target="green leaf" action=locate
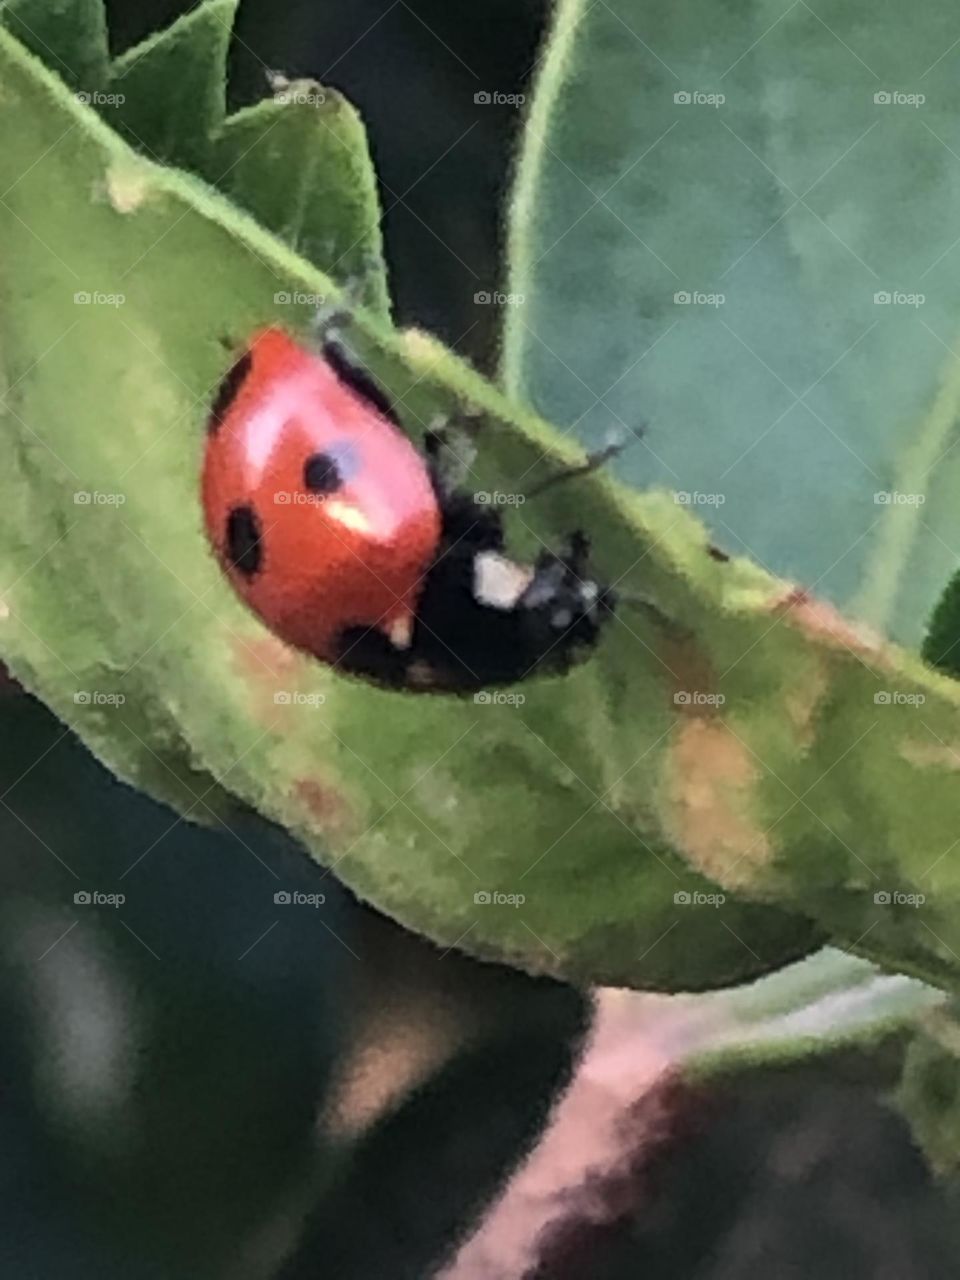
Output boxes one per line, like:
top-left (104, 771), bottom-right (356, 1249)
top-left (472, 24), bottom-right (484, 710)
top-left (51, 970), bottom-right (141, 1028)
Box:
top-left (0, 0), bottom-right (107, 91)
top-left (897, 1008), bottom-right (960, 1175)
top-left (205, 86), bottom-right (390, 319)
top-left (504, 0), bottom-right (960, 651)
top-left (107, 0), bottom-right (237, 170)
top-left (102, 5), bottom-right (388, 315)
top-left (679, 948), bottom-right (944, 1077)
top-left (923, 569), bottom-right (960, 678)
top-left (4, 17), bottom-right (960, 994)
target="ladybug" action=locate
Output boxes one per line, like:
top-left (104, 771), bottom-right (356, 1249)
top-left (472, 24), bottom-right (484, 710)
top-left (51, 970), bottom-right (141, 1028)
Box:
top-left (202, 321), bottom-right (616, 692)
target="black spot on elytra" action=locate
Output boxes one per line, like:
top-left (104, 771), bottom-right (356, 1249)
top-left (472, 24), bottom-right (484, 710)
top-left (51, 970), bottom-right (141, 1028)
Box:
top-left (323, 338), bottom-right (400, 426)
top-left (303, 451), bottom-right (343, 494)
top-left (226, 505), bottom-right (263, 576)
top-left (208, 349), bottom-right (253, 431)
top-left (707, 544), bottom-right (730, 562)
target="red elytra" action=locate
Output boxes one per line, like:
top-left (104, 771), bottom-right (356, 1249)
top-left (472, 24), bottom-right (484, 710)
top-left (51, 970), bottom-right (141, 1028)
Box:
top-left (202, 327), bottom-right (443, 662)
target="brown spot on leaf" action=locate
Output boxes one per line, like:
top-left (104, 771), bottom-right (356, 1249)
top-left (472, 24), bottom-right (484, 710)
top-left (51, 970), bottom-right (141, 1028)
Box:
top-left (663, 631), bottom-right (722, 717)
top-left (773, 588), bottom-right (884, 659)
top-left (234, 635), bottom-right (300, 681)
top-left (231, 633), bottom-right (305, 723)
top-left (294, 777), bottom-right (358, 843)
top-left (784, 663), bottom-right (829, 747)
top-left (663, 720), bottom-right (771, 887)
top-left (901, 740), bottom-right (960, 771)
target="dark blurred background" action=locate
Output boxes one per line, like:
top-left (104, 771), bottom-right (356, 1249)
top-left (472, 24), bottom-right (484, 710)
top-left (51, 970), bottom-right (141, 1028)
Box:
top-left (1, 1), bottom-right (958, 1277)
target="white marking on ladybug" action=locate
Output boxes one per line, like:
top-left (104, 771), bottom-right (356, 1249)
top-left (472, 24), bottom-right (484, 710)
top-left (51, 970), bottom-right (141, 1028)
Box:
top-left (386, 613), bottom-right (414, 650)
top-left (473, 551), bottom-right (534, 611)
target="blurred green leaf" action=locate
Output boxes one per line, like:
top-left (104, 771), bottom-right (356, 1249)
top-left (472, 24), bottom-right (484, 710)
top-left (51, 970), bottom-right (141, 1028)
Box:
top-left (504, 0), bottom-right (960, 650)
top-left (0, 0), bottom-right (107, 90)
top-left (923, 568), bottom-right (960, 678)
top-left (679, 948), bottom-right (944, 1077)
top-left (106, 0), bottom-right (237, 171)
top-left (897, 1008), bottom-right (960, 1175)
top-left (204, 86), bottom-right (390, 318)
top-left (0, 0), bottom-right (387, 309)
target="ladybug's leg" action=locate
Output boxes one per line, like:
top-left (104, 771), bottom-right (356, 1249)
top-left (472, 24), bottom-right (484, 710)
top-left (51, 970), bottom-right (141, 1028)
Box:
top-left (405, 544), bottom-right (532, 689)
top-left (513, 533), bottom-right (616, 652)
top-left (422, 423), bottom-right (478, 500)
top-left (402, 534), bottom-right (614, 691)
top-left (420, 427), bottom-right (505, 553)
top-left (306, 299), bottom-right (411, 429)
top-left (308, 280), bottom-right (367, 342)
top-left (544, 531), bottom-right (677, 633)
top-left (336, 534), bottom-right (617, 694)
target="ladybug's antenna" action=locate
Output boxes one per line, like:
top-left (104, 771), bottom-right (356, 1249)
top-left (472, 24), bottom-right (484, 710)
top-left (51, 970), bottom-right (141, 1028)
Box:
top-left (525, 424), bottom-right (645, 501)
